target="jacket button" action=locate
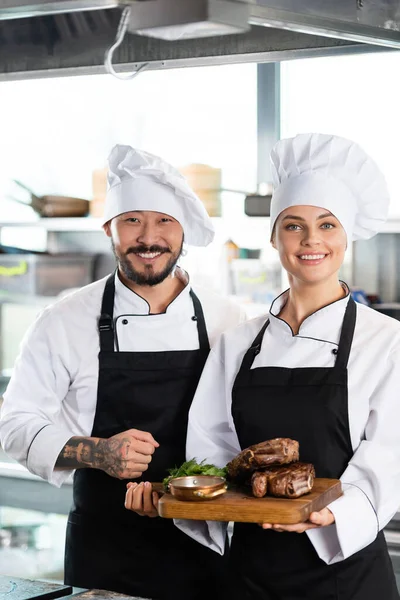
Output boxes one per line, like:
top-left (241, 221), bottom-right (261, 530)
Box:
top-left (332, 348), bottom-right (338, 355)
top-left (192, 316), bottom-right (198, 321)
top-left (122, 319), bottom-right (128, 325)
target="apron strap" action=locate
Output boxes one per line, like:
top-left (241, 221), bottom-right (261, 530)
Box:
top-left (236, 294), bottom-right (357, 373)
top-left (98, 275), bottom-right (211, 354)
top-left (98, 273), bottom-right (116, 353)
top-left (238, 319), bottom-right (270, 372)
top-left (189, 289), bottom-right (211, 353)
top-left (334, 295), bottom-right (357, 370)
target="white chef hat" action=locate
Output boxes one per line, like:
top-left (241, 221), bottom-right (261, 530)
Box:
top-left (270, 133), bottom-right (390, 241)
top-left (103, 145), bottom-right (215, 247)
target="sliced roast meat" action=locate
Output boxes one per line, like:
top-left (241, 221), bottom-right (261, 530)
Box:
top-left (262, 462), bottom-right (315, 498)
top-left (227, 438), bottom-right (299, 480)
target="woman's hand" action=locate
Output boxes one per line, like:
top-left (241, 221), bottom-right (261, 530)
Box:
top-left (125, 481), bottom-right (160, 517)
top-left (261, 507), bottom-right (334, 533)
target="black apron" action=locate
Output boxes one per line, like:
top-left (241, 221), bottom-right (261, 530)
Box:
top-left (64, 274), bottom-right (228, 600)
top-left (229, 296), bottom-right (399, 600)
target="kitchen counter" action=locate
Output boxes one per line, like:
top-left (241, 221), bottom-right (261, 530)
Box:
top-left (0, 448), bottom-right (72, 515)
top-left (67, 590), bottom-right (150, 600)
top-left (0, 577), bottom-right (150, 600)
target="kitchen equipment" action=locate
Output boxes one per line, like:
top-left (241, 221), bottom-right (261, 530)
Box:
top-left (0, 245), bottom-right (42, 255)
top-left (230, 258), bottom-right (280, 305)
top-left (0, 253), bottom-right (95, 296)
top-left (8, 180), bottom-right (89, 218)
top-left (168, 475), bottom-right (228, 501)
top-left (244, 192), bottom-right (272, 217)
top-left (127, 0), bottom-right (250, 41)
top-left (159, 478), bottom-right (342, 523)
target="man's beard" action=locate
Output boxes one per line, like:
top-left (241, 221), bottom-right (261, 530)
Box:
top-left (112, 240), bottom-right (183, 287)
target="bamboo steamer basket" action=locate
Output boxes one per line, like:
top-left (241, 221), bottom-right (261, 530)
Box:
top-left (179, 164), bottom-right (222, 217)
top-left (89, 163), bottom-right (223, 218)
top-left (91, 167), bottom-right (108, 218)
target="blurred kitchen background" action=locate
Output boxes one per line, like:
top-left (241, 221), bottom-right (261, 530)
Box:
top-left (1, 16), bottom-right (400, 586)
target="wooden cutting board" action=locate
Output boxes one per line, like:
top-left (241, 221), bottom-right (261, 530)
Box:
top-left (0, 577), bottom-right (72, 600)
top-left (158, 478), bottom-right (341, 524)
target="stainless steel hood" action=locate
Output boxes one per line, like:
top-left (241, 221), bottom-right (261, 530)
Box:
top-left (0, 0), bottom-right (399, 80)
top-left (250, 0), bottom-right (400, 47)
top-left (0, 0), bottom-right (118, 20)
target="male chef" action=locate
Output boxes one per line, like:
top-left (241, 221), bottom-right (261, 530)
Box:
top-left (0, 145), bottom-right (245, 600)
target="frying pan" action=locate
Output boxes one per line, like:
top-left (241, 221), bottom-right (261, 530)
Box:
top-left (8, 180), bottom-right (89, 218)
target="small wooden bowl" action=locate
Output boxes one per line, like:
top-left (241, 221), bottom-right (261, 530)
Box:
top-left (169, 476), bottom-right (227, 502)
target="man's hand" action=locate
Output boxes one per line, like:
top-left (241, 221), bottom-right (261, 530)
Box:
top-left (96, 429), bottom-right (159, 479)
top-left (56, 429), bottom-right (159, 479)
top-left (260, 508), bottom-right (334, 533)
top-left (125, 481), bottom-right (160, 517)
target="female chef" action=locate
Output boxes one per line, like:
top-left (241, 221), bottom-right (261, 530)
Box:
top-left (175, 133), bottom-right (400, 599)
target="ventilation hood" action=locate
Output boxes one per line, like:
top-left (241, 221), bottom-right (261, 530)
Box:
top-left (1, 0), bottom-right (399, 80)
top-left (0, 0), bottom-right (118, 20)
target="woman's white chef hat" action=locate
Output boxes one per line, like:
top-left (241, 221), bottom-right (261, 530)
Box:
top-left (103, 144), bottom-right (215, 247)
top-left (270, 133), bottom-right (390, 241)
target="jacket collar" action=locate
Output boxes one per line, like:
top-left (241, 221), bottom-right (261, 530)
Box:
top-left (114, 267), bottom-right (192, 316)
top-left (268, 283), bottom-right (351, 344)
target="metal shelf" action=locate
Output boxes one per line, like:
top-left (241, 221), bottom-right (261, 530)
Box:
top-left (0, 291), bottom-right (58, 305)
top-left (380, 220), bottom-right (400, 234)
top-left (0, 460), bottom-right (73, 514)
top-left (0, 217), bottom-right (103, 231)
top-left (1, 216), bottom-right (400, 233)
top-left (372, 303), bottom-right (400, 310)
top-left (0, 216), bottom-right (226, 232)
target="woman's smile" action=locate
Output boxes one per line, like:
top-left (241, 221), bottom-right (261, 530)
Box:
top-left (296, 252), bottom-right (329, 265)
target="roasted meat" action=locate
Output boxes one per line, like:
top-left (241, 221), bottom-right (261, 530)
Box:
top-left (251, 462), bottom-right (315, 499)
top-left (251, 471), bottom-right (269, 498)
top-left (227, 438), bottom-right (299, 480)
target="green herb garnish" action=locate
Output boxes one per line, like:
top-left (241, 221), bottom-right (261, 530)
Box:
top-left (163, 458), bottom-right (227, 491)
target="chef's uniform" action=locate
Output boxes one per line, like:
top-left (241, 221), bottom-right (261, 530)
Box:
top-left (0, 146), bottom-right (245, 600)
top-left (65, 273), bottom-right (232, 599)
top-left (177, 134), bottom-right (400, 599)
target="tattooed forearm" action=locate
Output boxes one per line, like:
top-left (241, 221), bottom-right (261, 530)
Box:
top-left (56, 437), bottom-right (103, 469)
top-left (55, 434), bottom-right (139, 479)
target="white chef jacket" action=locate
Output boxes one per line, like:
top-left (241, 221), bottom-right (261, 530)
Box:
top-left (0, 269), bottom-right (246, 488)
top-left (177, 288), bottom-right (400, 565)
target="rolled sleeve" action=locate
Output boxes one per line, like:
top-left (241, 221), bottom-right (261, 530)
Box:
top-left (26, 424), bottom-right (76, 487)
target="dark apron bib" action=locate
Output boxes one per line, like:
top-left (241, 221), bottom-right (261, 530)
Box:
top-left (229, 296), bottom-right (398, 600)
top-left (64, 274), bottom-right (228, 600)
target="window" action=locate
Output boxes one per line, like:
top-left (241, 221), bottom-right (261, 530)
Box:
top-left (0, 64), bottom-right (257, 221)
top-left (281, 51), bottom-right (400, 218)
